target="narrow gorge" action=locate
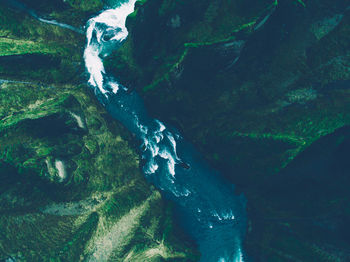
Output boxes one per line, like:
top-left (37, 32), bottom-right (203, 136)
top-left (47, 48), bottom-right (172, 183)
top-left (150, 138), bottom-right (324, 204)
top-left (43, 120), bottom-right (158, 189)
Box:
top-left (0, 0), bottom-right (349, 261)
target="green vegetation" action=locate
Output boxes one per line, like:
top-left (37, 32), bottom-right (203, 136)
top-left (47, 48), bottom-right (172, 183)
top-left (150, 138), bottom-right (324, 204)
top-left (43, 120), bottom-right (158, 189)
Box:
top-left (295, 0), bottom-right (306, 7)
top-left (0, 3), bottom-right (83, 83)
top-left (0, 1), bottom-right (197, 261)
top-left (0, 38), bottom-right (59, 56)
top-left (0, 79), bottom-right (197, 261)
top-left (1, 0), bottom-right (349, 260)
top-left (65, 0), bottom-right (103, 12)
top-left (104, 0), bottom-right (275, 92)
top-left (106, 0), bottom-right (350, 260)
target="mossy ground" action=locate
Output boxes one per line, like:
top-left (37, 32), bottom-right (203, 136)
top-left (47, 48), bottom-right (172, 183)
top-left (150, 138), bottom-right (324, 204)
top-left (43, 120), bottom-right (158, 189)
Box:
top-left (107, 0), bottom-right (350, 260)
top-left (0, 1), bottom-right (198, 261)
top-left (0, 2), bottom-right (84, 83)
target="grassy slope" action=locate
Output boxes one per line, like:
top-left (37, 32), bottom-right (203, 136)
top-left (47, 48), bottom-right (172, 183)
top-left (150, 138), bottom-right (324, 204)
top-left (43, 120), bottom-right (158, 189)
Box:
top-left (110, 0), bottom-right (350, 186)
top-left (105, 0), bottom-right (350, 260)
top-left (0, 1), bottom-right (198, 261)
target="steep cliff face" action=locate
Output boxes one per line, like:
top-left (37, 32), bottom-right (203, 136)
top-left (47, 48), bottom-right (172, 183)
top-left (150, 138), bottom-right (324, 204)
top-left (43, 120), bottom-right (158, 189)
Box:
top-left (0, 1), bottom-right (198, 261)
top-left (247, 126), bottom-right (350, 261)
top-left (105, 0), bottom-right (350, 260)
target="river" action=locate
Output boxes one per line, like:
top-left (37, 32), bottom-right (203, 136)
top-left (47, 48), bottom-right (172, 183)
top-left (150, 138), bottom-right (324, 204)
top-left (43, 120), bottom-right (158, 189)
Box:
top-left (2, 0), bottom-right (248, 261)
top-left (84, 1), bottom-right (247, 261)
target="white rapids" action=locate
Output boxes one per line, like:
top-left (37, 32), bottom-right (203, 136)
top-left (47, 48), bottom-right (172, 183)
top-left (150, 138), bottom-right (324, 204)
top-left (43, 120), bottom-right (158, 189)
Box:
top-left (83, 1), bottom-right (248, 261)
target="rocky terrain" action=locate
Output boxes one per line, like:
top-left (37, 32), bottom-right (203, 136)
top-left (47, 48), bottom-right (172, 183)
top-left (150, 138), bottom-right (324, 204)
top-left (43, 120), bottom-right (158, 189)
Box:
top-left (1, 0), bottom-right (350, 261)
top-left (0, 1), bottom-right (198, 261)
top-left (105, 0), bottom-right (350, 260)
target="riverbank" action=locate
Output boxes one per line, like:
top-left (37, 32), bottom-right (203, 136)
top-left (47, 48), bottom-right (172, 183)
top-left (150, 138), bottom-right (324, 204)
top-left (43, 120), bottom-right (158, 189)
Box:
top-left (105, 0), bottom-right (350, 260)
top-left (0, 1), bottom-right (198, 261)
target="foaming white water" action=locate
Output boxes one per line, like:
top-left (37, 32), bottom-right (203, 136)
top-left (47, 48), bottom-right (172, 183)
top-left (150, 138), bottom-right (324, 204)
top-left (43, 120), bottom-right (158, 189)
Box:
top-left (219, 249), bottom-right (244, 262)
top-left (84, 42), bottom-right (106, 91)
top-left (155, 120), bottom-right (166, 132)
top-left (212, 210), bottom-right (235, 221)
top-left (84, 0), bottom-right (136, 93)
top-left (134, 115), bottom-right (179, 177)
top-left (83, 1), bottom-right (247, 261)
top-left (83, 0), bottom-right (181, 181)
top-left (109, 82), bottom-right (120, 93)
